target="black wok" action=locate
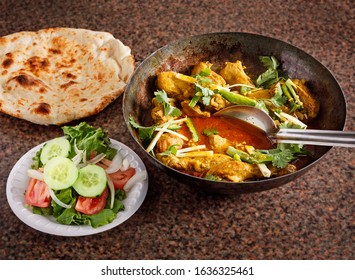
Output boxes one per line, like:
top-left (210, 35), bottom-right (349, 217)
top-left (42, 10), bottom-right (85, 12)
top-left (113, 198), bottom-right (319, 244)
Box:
top-left (123, 32), bottom-right (346, 194)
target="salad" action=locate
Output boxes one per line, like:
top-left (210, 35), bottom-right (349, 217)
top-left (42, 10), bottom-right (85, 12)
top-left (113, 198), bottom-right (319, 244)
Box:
top-left (25, 122), bottom-right (147, 228)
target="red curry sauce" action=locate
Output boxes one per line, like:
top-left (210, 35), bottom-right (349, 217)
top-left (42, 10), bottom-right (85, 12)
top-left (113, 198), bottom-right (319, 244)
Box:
top-left (179, 116), bottom-right (273, 150)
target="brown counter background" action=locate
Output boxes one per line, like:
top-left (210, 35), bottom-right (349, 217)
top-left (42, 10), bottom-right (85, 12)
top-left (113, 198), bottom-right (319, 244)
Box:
top-left (0, 0), bottom-right (353, 259)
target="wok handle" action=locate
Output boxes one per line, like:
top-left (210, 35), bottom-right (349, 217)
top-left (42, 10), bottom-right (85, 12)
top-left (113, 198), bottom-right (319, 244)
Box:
top-left (274, 129), bottom-right (355, 147)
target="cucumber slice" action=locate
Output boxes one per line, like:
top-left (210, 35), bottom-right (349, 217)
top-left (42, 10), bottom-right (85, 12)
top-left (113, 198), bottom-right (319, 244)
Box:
top-left (44, 156), bottom-right (78, 190)
top-left (73, 164), bottom-right (107, 197)
top-left (40, 138), bottom-right (71, 164)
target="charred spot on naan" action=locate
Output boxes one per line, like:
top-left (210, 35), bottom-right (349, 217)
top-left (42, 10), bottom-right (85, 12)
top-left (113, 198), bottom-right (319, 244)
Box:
top-left (30, 102), bottom-right (51, 115)
top-left (56, 58), bottom-right (77, 69)
top-left (8, 74), bottom-right (49, 93)
top-left (2, 58), bottom-right (14, 68)
top-left (25, 56), bottom-right (50, 75)
top-left (1, 53), bottom-right (14, 70)
top-left (60, 80), bottom-right (78, 90)
top-left (61, 72), bottom-right (77, 79)
top-left (49, 48), bottom-right (62, 55)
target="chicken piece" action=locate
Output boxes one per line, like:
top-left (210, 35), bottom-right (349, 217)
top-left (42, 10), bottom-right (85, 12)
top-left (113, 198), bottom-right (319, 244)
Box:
top-left (270, 164), bottom-right (297, 176)
top-left (206, 160), bottom-right (262, 182)
top-left (156, 133), bottom-right (184, 153)
top-left (292, 79), bottom-right (320, 120)
top-left (158, 153), bottom-right (232, 173)
top-left (156, 71), bottom-right (196, 101)
top-left (181, 100), bottom-right (210, 117)
top-left (247, 88), bottom-right (274, 100)
top-left (208, 134), bottom-right (230, 153)
top-left (151, 98), bottom-right (175, 124)
top-left (191, 62), bottom-right (226, 86)
top-left (207, 94), bottom-right (231, 111)
top-left (219, 61), bottom-right (255, 87)
top-left (208, 135), bottom-right (247, 153)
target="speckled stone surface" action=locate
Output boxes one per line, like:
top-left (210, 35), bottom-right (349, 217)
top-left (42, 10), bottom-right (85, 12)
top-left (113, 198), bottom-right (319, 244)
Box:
top-left (0, 0), bottom-right (353, 260)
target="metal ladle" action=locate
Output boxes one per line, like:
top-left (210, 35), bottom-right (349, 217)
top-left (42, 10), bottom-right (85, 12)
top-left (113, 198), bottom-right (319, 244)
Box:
top-left (214, 105), bottom-right (355, 147)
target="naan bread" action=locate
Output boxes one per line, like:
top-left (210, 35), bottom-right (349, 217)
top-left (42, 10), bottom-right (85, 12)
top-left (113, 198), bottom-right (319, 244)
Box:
top-left (0, 28), bottom-right (135, 125)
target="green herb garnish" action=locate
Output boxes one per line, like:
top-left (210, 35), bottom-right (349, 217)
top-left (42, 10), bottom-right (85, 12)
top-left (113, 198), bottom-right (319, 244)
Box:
top-left (203, 128), bottom-right (219, 136)
top-left (155, 90), bottom-right (182, 117)
top-left (128, 115), bottom-right (157, 145)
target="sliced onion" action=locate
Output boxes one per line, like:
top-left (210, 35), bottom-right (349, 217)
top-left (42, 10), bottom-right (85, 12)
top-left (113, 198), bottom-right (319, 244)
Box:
top-left (228, 83), bottom-right (255, 89)
top-left (77, 163), bottom-right (85, 169)
top-left (105, 152), bottom-right (123, 174)
top-left (73, 139), bottom-right (82, 155)
top-left (82, 150), bottom-right (87, 164)
top-left (27, 169), bottom-right (44, 181)
top-left (146, 120), bottom-right (172, 153)
top-left (120, 157), bottom-right (130, 171)
top-left (72, 152), bottom-right (83, 166)
top-left (176, 151), bottom-right (213, 158)
top-left (176, 145), bottom-right (206, 155)
top-left (106, 174), bottom-right (115, 209)
top-left (123, 170), bottom-right (148, 193)
top-left (88, 153), bottom-right (106, 164)
top-left (155, 128), bottom-right (188, 141)
top-left (47, 187), bottom-right (71, 209)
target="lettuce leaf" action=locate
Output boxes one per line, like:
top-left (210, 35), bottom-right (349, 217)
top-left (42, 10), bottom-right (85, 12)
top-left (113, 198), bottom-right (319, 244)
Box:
top-left (62, 122), bottom-right (117, 160)
top-left (50, 187), bottom-right (126, 228)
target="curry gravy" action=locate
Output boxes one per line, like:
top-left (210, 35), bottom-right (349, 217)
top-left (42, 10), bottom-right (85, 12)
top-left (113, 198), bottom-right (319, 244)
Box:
top-left (179, 116), bottom-right (274, 150)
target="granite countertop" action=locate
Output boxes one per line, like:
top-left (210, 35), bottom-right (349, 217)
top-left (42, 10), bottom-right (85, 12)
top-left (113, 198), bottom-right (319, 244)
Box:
top-left (0, 0), bottom-right (353, 260)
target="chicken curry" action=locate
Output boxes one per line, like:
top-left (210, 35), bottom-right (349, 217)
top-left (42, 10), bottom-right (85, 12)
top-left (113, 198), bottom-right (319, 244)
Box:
top-left (130, 56), bottom-right (320, 182)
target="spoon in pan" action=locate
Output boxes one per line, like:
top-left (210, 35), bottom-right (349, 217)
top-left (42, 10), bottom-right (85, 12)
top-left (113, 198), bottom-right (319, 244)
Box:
top-left (214, 105), bottom-right (355, 147)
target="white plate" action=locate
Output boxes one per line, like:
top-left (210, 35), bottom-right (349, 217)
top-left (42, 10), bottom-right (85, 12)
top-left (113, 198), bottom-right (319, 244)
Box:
top-left (6, 139), bottom-right (148, 236)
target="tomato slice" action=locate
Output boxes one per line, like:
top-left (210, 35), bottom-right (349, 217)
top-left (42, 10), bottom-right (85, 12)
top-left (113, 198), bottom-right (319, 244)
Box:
top-left (108, 167), bottom-right (136, 189)
top-left (25, 178), bottom-right (51, 207)
top-left (75, 187), bottom-right (108, 215)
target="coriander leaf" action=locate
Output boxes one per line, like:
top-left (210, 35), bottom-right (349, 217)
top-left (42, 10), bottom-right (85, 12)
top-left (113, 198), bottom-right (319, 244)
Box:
top-left (128, 116), bottom-right (157, 144)
top-left (160, 144), bottom-right (179, 156)
top-left (259, 56), bottom-right (279, 70)
top-left (155, 90), bottom-right (182, 117)
top-left (256, 68), bottom-right (279, 88)
top-left (270, 149), bottom-right (294, 168)
top-left (194, 68), bottom-right (213, 84)
top-left (203, 128), bottom-right (218, 136)
top-left (194, 83), bottom-right (215, 106)
top-left (278, 142), bottom-right (310, 155)
top-left (227, 144), bottom-right (301, 169)
top-left (255, 56), bottom-right (283, 88)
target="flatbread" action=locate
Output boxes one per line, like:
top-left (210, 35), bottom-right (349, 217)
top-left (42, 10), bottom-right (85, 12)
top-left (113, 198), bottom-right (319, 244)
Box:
top-left (0, 28), bottom-right (135, 125)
